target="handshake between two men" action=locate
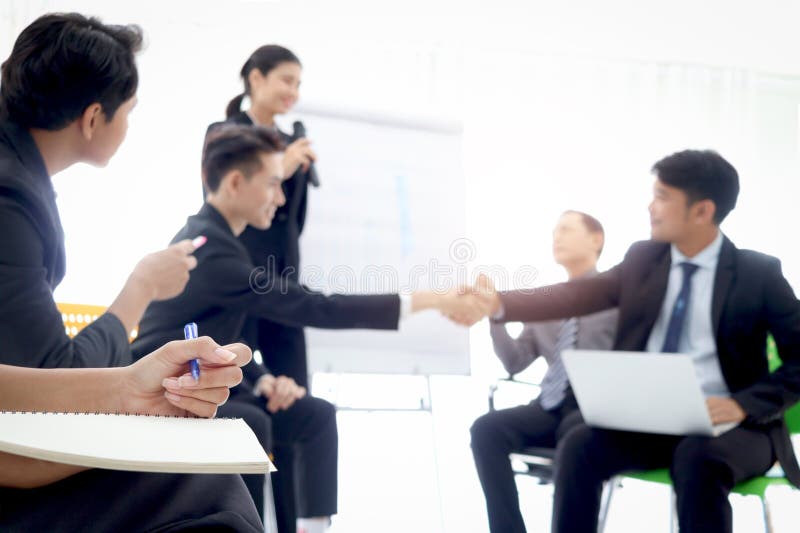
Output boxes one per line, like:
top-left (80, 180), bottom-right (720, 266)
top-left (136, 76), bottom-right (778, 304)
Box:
top-left (424, 274), bottom-right (501, 327)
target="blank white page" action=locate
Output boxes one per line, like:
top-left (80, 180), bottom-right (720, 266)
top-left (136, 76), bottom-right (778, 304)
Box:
top-left (0, 413), bottom-right (274, 474)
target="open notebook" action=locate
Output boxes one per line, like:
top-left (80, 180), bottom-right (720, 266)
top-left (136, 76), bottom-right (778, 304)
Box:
top-left (0, 412), bottom-right (275, 474)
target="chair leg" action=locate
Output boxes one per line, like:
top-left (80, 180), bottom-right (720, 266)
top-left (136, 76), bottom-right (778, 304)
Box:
top-left (760, 497), bottom-right (774, 533)
top-left (597, 477), bottom-right (617, 533)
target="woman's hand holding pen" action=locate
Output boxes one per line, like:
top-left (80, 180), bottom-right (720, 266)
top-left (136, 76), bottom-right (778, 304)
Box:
top-left (283, 138), bottom-right (317, 176)
top-left (119, 337), bottom-right (252, 418)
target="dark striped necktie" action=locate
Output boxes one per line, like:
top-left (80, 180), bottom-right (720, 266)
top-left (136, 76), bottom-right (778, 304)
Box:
top-left (661, 262), bottom-right (699, 353)
top-left (539, 317), bottom-right (578, 410)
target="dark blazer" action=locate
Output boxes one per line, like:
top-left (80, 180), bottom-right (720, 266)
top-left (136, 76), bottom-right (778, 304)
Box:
top-left (0, 120), bottom-right (130, 369)
top-left (130, 203), bottom-right (400, 385)
top-left (498, 237), bottom-right (800, 486)
top-left (206, 113), bottom-right (311, 386)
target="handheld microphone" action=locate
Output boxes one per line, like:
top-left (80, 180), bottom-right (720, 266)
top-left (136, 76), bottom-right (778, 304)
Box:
top-left (291, 121), bottom-right (320, 187)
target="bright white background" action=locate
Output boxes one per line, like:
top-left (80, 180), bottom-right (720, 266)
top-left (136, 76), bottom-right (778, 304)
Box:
top-left (3, 1), bottom-right (800, 531)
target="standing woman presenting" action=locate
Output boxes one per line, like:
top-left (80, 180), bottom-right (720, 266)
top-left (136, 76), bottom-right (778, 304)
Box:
top-left (210, 45), bottom-right (316, 388)
top-left (208, 45), bottom-right (325, 533)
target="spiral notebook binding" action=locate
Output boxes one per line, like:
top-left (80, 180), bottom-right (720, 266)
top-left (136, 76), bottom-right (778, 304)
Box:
top-left (0, 410), bottom-right (239, 420)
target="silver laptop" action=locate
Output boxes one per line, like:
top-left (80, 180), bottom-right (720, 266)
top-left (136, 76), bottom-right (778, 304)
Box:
top-left (561, 349), bottom-right (737, 437)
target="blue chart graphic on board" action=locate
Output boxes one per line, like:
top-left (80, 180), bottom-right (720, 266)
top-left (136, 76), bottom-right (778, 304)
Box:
top-left (291, 107), bottom-right (469, 375)
top-left (395, 175), bottom-right (414, 260)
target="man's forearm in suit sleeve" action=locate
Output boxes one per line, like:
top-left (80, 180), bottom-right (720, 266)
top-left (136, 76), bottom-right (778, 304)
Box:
top-left (731, 357), bottom-right (800, 423)
top-left (213, 255), bottom-right (403, 330)
top-left (248, 281), bottom-right (401, 331)
top-left (489, 322), bottom-right (539, 375)
top-left (499, 265), bottom-right (622, 323)
top-left (732, 259), bottom-right (800, 421)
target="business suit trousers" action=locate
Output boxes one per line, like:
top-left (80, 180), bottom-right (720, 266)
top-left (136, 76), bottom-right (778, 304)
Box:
top-left (218, 399), bottom-right (273, 520)
top-left (243, 318), bottom-right (309, 532)
top-left (0, 469), bottom-right (262, 532)
top-left (227, 392), bottom-right (338, 533)
top-left (471, 398), bottom-right (583, 533)
top-left (552, 423), bottom-right (775, 533)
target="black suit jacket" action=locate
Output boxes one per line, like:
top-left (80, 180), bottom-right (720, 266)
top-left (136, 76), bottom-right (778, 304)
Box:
top-left (499, 237), bottom-right (800, 486)
top-left (0, 120), bottom-right (130, 369)
top-left (206, 113), bottom-right (311, 386)
top-left (130, 203), bottom-right (400, 386)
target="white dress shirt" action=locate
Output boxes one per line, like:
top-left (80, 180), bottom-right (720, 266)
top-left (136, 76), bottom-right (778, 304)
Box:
top-left (646, 231), bottom-right (730, 397)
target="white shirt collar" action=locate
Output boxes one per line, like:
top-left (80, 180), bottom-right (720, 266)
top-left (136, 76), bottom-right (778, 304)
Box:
top-left (670, 230), bottom-right (724, 270)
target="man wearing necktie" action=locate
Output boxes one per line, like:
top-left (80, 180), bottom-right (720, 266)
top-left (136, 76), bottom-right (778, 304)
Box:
top-left (475, 149), bottom-right (800, 533)
top-left (470, 211), bottom-right (617, 533)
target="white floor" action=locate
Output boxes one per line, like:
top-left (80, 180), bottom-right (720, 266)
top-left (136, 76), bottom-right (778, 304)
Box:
top-left (311, 373), bottom-right (799, 533)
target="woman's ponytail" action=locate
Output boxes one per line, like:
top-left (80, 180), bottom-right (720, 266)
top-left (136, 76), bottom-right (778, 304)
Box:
top-left (225, 93), bottom-right (246, 118)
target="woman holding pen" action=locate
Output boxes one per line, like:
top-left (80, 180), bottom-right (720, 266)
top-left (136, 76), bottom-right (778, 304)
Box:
top-left (0, 336), bottom-right (262, 532)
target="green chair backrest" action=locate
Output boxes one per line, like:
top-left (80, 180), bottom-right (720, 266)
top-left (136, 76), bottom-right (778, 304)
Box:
top-left (766, 335), bottom-right (800, 434)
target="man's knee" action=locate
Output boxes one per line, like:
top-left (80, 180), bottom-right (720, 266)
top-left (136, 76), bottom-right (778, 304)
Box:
top-left (291, 396), bottom-right (337, 438)
top-left (470, 412), bottom-right (500, 451)
top-left (554, 423), bottom-right (596, 471)
top-left (316, 397), bottom-right (336, 420)
top-left (671, 437), bottom-right (734, 489)
top-left (309, 396), bottom-right (337, 426)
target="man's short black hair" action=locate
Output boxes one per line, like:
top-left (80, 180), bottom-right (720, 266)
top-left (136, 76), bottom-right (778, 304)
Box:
top-left (652, 149), bottom-right (739, 224)
top-left (202, 125), bottom-right (285, 192)
top-left (0, 13), bottom-right (143, 130)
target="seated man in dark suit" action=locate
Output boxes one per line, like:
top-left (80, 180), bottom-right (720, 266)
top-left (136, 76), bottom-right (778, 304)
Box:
top-left (471, 210), bottom-right (617, 533)
top-left (131, 124), bottom-right (485, 532)
top-left (472, 149), bottom-right (800, 533)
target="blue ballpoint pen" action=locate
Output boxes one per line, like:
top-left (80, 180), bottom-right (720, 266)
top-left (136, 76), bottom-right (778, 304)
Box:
top-left (184, 322), bottom-right (200, 381)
